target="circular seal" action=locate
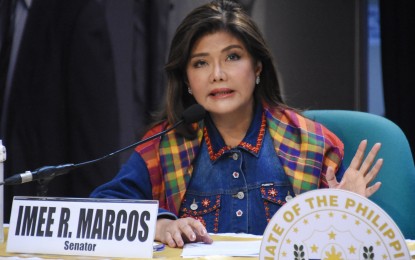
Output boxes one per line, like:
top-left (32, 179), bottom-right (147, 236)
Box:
top-left (260, 189), bottom-right (410, 259)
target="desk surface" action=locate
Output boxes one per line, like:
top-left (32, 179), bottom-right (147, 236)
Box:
top-left (0, 228), bottom-right (260, 259)
top-left (1, 228), bottom-right (414, 259)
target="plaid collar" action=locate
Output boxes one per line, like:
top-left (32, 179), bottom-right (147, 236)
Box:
top-left (137, 104), bottom-right (344, 216)
top-left (203, 104), bottom-right (266, 162)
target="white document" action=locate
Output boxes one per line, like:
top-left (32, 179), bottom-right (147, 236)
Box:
top-left (181, 240), bottom-right (261, 258)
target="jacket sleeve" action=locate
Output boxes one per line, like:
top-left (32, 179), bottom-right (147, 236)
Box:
top-left (89, 151), bottom-right (177, 219)
top-left (319, 125), bottom-right (345, 187)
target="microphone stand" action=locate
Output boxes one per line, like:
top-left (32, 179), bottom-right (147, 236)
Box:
top-left (32, 120), bottom-right (184, 196)
top-left (1, 103), bottom-right (206, 193)
top-left (36, 178), bottom-right (52, 196)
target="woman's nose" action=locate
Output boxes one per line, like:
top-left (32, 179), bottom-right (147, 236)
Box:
top-left (210, 62), bottom-right (226, 83)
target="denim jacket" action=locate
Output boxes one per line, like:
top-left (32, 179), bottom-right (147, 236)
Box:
top-left (90, 105), bottom-right (344, 234)
top-left (179, 110), bottom-right (296, 234)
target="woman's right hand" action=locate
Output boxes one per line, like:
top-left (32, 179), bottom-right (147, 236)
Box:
top-left (155, 217), bottom-right (213, 248)
top-left (326, 140), bottom-right (383, 198)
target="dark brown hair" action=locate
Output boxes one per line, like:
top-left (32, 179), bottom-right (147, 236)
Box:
top-left (157, 0), bottom-right (286, 138)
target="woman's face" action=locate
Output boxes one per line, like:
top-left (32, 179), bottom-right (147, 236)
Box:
top-left (186, 31), bottom-right (262, 118)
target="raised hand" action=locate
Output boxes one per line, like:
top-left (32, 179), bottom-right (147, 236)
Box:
top-left (326, 140), bottom-right (383, 197)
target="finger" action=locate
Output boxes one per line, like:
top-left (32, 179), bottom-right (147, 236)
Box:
top-left (199, 233), bottom-right (213, 244)
top-left (171, 230), bottom-right (185, 248)
top-left (164, 231), bottom-right (177, 248)
top-left (156, 219), bottom-right (178, 247)
top-left (178, 220), bottom-right (198, 242)
top-left (326, 166), bottom-right (338, 188)
top-left (359, 143), bottom-right (382, 176)
top-left (366, 182), bottom-right (382, 197)
top-left (183, 218), bottom-right (211, 242)
top-left (349, 140), bottom-right (368, 170)
top-left (181, 218), bottom-right (212, 244)
top-left (188, 218), bottom-right (207, 236)
top-left (193, 223), bottom-right (213, 243)
top-left (364, 158), bottom-right (383, 184)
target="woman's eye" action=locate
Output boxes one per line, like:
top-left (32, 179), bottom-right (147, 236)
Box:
top-left (227, 53), bottom-right (240, 61)
top-left (193, 60), bottom-right (207, 68)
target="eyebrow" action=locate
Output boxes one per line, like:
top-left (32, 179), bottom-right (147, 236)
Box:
top-left (189, 44), bottom-right (244, 59)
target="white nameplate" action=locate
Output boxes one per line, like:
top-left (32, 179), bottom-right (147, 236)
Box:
top-left (260, 189), bottom-right (410, 259)
top-left (7, 197), bottom-right (158, 258)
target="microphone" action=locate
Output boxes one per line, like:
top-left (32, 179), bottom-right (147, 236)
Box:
top-left (1, 104), bottom-right (206, 186)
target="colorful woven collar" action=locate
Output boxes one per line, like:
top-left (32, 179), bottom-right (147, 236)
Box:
top-left (203, 105), bottom-right (266, 161)
top-left (136, 105), bottom-right (344, 215)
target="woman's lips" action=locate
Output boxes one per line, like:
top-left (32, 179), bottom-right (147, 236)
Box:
top-left (209, 88), bottom-right (234, 97)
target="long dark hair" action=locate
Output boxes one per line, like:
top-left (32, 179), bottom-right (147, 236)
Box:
top-left (157, 0), bottom-right (286, 138)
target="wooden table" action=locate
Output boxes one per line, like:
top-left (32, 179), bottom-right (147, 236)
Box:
top-left (1, 227), bottom-right (414, 259)
top-left (0, 227), bottom-right (260, 259)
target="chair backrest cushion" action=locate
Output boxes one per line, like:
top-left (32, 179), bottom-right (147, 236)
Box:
top-left (303, 110), bottom-right (415, 239)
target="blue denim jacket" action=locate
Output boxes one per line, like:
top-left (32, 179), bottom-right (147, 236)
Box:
top-left (179, 117), bottom-right (295, 234)
top-left (91, 105), bottom-right (344, 235)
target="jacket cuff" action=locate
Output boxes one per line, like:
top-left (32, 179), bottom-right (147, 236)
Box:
top-left (157, 208), bottom-right (178, 220)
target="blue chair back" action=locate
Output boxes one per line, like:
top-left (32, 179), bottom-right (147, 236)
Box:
top-left (303, 110), bottom-right (415, 239)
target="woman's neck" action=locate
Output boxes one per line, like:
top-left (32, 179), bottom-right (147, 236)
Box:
top-left (209, 105), bottom-right (255, 148)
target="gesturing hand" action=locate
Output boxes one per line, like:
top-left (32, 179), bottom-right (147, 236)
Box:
top-left (155, 217), bottom-right (213, 248)
top-left (326, 140), bottom-right (383, 198)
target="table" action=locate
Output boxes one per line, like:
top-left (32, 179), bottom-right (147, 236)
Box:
top-left (1, 227), bottom-right (414, 259)
top-left (0, 228), bottom-right (260, 259)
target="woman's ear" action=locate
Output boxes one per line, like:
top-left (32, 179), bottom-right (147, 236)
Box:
top-left (255, 61), bottom-right (263, 76)
top-left (183, 73), bottom-right (190, 86)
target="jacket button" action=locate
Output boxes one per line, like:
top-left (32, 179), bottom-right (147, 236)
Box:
top-left (236, 210), bottom-right (243, 217)
top-left (236, 191), bottom-right (244, 199)
top-left (190, 198), bottom-right (198, 210)
top-left (232, 153), bottom-right (239, 160)
top-left (232, 171), bottom-right (240, 178)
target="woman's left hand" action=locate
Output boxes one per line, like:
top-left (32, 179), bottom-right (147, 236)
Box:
top-left (326, 140), bottom-right (383, 197)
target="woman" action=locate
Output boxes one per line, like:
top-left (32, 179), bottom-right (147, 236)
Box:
top-left (91, 0), bottom-right (383, 248)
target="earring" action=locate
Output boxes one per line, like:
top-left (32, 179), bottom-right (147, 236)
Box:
top-left (188, 87), bottom-right (193, 95)
top-left (256, 75), bottom-right (260, 85)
